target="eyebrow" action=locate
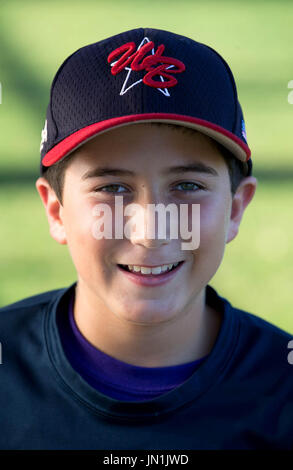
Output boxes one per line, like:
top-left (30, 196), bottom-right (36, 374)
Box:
top-left (81, 163), bottom-right (219, 180)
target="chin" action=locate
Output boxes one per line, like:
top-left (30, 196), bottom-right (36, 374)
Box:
top-left (118, 303), bottom-right (179, 325)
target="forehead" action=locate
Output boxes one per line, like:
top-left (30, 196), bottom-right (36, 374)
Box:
top-left (64, 123), bottom-right (227, 178)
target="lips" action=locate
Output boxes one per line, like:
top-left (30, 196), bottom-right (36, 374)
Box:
top-left (117, 261), bottom-right (185, 287)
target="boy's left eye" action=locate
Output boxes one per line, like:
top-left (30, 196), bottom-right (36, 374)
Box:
top-left (175, 182), bottom-right (204, 192)
top-left (93, 182), bottom-right (205, 193)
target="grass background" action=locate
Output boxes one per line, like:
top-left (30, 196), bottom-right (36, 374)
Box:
top-left (1, 0), bottom-right (293, 332)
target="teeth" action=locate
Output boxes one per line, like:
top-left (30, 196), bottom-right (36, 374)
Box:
top-left (140, 267), bottom-right (152, 274)
top-left (124, 262), bottom-right (180, 275)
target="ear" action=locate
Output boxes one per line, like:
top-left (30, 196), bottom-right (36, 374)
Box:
top-left (35, 177), bottom-right (67, 245)
top-left (226, 176), bottom-right (257, 244)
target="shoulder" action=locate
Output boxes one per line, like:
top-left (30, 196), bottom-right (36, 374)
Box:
top-left (208, 285), bottom-right (293, 341)
top-left (0, 286), bottom-right (70, 330)
top-left (0, 284), bottom-right (75, 368)
top-left (208, 285), bottom-right (293, 379)
top-left (225, 299), bottom-right (293, 387)
top-left (234, 303), bottom-right (292, 345)
top-left (0, 288), bottom-right (62, 312)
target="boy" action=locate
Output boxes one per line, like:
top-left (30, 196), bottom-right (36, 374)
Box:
top-left (0, 27), bottom-right (292, 450)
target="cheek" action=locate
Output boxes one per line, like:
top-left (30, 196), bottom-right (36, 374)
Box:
top-left (62, 198), bottom-right (119, 267)
top-left (178, 196), bottom-right (232, 291)
top-left (64, 201), bottom-right (93, 244)
top-left (195, 196), bottom-right (231, 255)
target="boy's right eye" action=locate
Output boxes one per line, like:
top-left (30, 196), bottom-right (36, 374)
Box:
top-left (94, 184), bottom-right (129, 193)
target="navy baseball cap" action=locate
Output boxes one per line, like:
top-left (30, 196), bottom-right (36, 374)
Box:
top-left (39, 27), bottom-right (252, 176)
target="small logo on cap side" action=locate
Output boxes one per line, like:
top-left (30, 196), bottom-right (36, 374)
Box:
top-left (241, 119), bottom-right (247, 142)
top-left (108, 37), bottom-right (185, 97)
top-left (40, 119), bottom-right (48, 152)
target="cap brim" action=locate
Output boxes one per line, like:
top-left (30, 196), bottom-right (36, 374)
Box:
top-left (42, 113), bottom-right (251, 169)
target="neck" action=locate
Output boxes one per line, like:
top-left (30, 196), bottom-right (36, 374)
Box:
top-left (72, 279), bottom-right (222, 368)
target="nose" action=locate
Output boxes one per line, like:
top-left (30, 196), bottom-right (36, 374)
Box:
top-left (125, 193), bottom-right (174, 249)
top-left (132, 234), bottom-right (170, 249)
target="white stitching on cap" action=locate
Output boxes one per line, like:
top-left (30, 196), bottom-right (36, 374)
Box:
top-left (109, 37), bottom-right (174, 97)
top-left (40, 119), bottom-right (48, 152)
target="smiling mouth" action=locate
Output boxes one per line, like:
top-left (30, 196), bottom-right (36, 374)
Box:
top-left (117, 261), bottom-right (185, 275)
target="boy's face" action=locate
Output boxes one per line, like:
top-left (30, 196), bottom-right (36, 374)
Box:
top-left (36, 124), bottom-right (256, 325)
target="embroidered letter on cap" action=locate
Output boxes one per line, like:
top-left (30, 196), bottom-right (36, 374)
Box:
top-left (107, 40), bottom-right (185, 89)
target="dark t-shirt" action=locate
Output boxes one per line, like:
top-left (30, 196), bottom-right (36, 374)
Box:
top-left (0, 281), bottom-right (292, 450)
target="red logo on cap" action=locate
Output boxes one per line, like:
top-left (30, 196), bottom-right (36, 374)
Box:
top-left (107, 40), bottom-right (185, 89)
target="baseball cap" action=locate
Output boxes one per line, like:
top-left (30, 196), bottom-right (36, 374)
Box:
top-left (39, 27), bottom-right (252, 176)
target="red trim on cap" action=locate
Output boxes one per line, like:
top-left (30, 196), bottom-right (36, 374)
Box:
top-left (42, 113), bottom-right (251, 167)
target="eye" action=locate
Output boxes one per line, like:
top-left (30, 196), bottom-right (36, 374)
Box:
top-left (94, 184), bottom-right (129, 193)
top-left (174, 182), bottom-right (205, 192)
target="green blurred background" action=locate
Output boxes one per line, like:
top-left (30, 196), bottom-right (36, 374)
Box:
top-left (0, 0), bottom-right (292, 332)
